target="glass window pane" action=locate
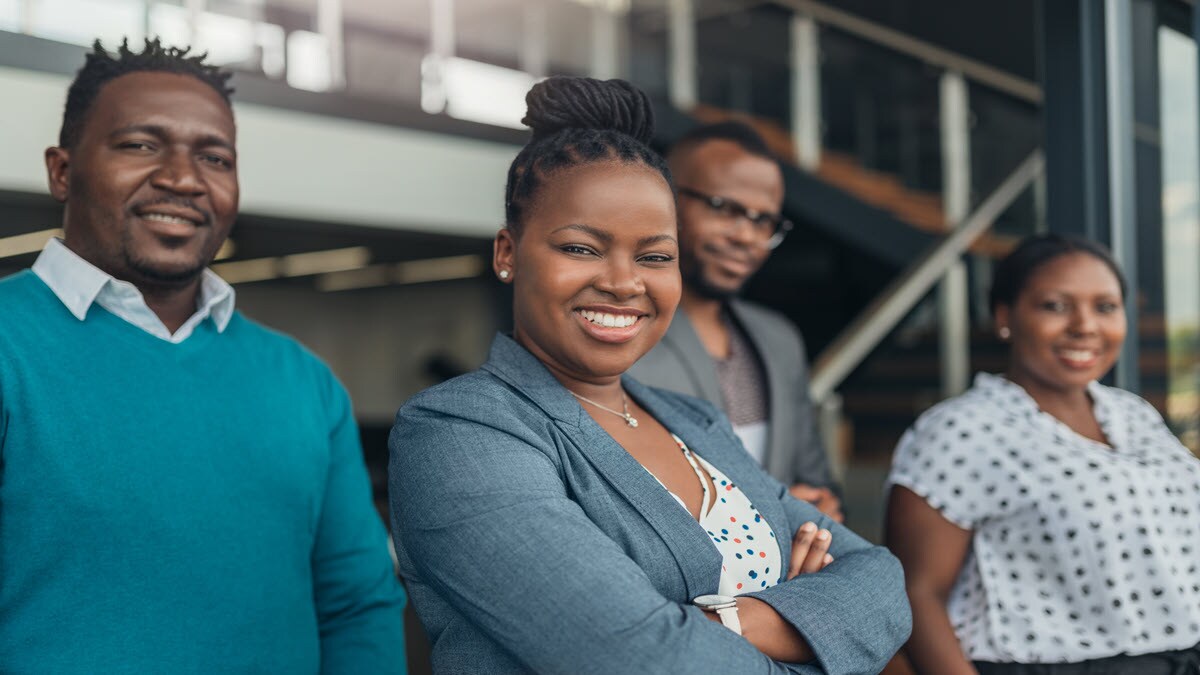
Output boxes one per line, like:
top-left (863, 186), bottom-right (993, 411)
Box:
top-left (1157, 26), bottom-right (1200, 453)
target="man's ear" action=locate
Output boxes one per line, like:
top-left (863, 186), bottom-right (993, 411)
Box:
top-left (45, 146), bottom-right (70, 203)
top-left (493, 226), bottom-right (517, 282)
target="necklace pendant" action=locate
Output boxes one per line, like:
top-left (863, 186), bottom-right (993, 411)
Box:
top-left (625, 415), bottom-right (639, 428)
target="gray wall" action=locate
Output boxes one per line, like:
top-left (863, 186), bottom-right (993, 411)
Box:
top-left (235, 279), bottom-right (497, 424)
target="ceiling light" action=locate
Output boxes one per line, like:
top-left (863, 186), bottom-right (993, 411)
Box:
top-left (422, 56), bottom-right (537, 129)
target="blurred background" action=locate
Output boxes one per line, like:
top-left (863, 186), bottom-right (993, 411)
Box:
top-left (0, 1), bottom-right (1197, 666)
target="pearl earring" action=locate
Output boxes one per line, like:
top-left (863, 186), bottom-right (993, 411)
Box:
top-left (998, 326), bottom-right (1011, 340)
top-left (498, 270), bottom-right (510, 280)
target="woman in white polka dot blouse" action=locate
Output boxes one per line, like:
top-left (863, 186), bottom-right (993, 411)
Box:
top-left (886, 234), bottom-right (1200, 674)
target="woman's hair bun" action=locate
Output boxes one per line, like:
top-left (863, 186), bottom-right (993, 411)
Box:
top-left (522, 76), bottom-right (655, 144)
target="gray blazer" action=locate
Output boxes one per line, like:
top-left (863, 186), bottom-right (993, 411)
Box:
top-left (389, 334), bottom-right (910, 674)
top-left (628, 299), bottom-right (834, 488)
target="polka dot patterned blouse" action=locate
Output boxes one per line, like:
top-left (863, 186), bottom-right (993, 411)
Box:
top-left (888, 373), bottom-right (1200, 664)
top-left (652, 435), bottom-right (783, 597)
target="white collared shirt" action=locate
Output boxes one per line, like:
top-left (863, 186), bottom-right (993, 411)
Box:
top-left (32, 238), bottom-right (235, 343)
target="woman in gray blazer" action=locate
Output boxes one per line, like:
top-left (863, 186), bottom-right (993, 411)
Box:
top-left (389, 76), bottom-right (911, 674)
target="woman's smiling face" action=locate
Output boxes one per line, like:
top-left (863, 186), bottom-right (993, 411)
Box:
top-left (496, 160), bottom-right (681, 385)
top-left (997, 251), bottom-right (1127, 395)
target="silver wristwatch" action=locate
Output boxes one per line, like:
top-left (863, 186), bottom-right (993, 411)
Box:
top-left (692, 594), bottom-right (742, 635)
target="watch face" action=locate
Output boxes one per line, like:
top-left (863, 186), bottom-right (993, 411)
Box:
top-left (693, 594), bottom-right (737, 609)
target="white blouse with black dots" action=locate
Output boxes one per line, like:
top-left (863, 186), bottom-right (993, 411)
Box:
top-left (887, 373), bottom-right (1200, 664)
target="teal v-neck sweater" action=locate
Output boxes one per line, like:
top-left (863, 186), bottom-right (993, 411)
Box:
top-left (0, 270), bottom-right (406, 674)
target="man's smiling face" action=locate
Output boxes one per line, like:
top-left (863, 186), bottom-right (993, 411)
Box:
top-left (47, 70), bottom-right (238, 286)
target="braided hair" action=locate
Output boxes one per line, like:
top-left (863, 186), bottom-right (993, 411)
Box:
top-left (504, 76), bottom-right (672, 234)
top-left (59, 38), bottom-right (234, 148)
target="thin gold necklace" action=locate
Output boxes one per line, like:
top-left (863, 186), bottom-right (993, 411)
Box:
top-left (568, 389), bottom-right (639, 428)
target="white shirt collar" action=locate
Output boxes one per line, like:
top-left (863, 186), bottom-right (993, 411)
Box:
top-left (32, 238), bottom-right (236, 343)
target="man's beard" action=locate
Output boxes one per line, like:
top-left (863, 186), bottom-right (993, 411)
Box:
top-left (121, 229), bottom-right (209, 285)
top-left (683, 260), bottom-right (741, 301)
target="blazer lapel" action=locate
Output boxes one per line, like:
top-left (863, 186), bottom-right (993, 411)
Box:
top-left (482, 334), bottom-right (723, 599)
top-left (728, 300), bottom-right (791, 482)
top-left (626, 377), bottom-right (795, 586)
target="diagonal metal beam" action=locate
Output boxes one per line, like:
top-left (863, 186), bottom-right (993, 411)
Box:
top-left (809, 150), bottom-right (1045, 403)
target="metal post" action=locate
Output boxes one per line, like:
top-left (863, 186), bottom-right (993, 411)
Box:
top-left (19, 0), bottom-right (33, 34)
top-left (667, 0), bottom-right (696, 110)
top-left (522, 1), bottom-right (548, 79)
top-left (421, 0), bottom-right (455, 114)
top-left (1105, 0), bottom-right (1139, 393)
top-left (818, 392), bottom-right (846, 482)
top-left (186, 0), bottom-right (204, 48)
top-left (938, 70), bottom-right (971, 398)
top-left (1040, 0), bottom-right (1110, 242)
top-left (939, 262), bottom-right (970, 398)
top-left (940, 71), bottom-right (971, 223)
top-left (316, 0), bottom-right (345, 89)
top-left (1033, 169), bottom-right (1048, 233)
top-left (430, 0), bottom-right (454, 59)
top-left (591, 5), bottom-right (620, 80)
top-left (791, 14), bottom-right (821, 171)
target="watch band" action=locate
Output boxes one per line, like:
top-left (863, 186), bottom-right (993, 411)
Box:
top-left (714, 605), bottom-right (742, 636)
top-left (693, 595), bottom-right (743, 636)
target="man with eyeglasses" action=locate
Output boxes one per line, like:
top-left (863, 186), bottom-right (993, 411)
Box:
top-left (630, 121), bottom-right (842, 520)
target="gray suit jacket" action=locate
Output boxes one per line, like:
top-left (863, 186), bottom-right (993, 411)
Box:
top-left (629, 299), bottom-right (835, 489)
top-left (389, 334), bottom-right (910, 674)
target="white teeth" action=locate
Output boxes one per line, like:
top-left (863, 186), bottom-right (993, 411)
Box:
top-left (1060, 349), bottom-right (1096, 362)
top-left (142, 213), bottom-right (193, 226)
top-left (579, 310), bottom-right (637, 328)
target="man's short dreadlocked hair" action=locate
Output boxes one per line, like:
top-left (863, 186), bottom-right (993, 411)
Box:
top-left (504, 76), bottom-right (671, 234)
top-left (58, 37), bottom-right (234, 148)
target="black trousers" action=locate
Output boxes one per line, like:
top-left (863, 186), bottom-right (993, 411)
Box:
top-left (974, 643), bottom-right (1200, 675)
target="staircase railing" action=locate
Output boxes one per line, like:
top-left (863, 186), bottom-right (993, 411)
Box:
top-left (809, 149), bottom-right (1045, 404)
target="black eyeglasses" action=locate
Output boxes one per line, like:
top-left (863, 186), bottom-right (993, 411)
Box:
top-left (677, 187), bottom-right (793, 249)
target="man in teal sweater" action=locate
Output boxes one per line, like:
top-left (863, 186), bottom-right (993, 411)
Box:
top-left (0, 39), bottom-right (407, 673)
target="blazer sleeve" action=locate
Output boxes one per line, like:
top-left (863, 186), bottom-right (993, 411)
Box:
top-left (697, 390), bottom-right (912, 675)
top-left (390, 391), bottom-right (829, 675)
top-left (752, 483), bottom-right (912, 674)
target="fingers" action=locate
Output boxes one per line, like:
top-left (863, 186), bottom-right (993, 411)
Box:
top-left (800, 528), bottom-right (832, 574)
top-left (787, 523), bottom-right (816, 579)
top-left (787, 522), bottom-right (834, 579)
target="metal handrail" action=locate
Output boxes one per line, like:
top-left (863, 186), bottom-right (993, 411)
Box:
top-left (775, 0), bottom-right (1042, 104)
top-left (808, 149), bottom-right (1045, 403)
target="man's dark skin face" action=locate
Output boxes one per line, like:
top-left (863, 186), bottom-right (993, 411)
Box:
top-left (670, 137), bottom-right (843, 521)
top-left (671, 139), bottom-right (783, 301)
top-left (44, 71), bottom-right (239, 331)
